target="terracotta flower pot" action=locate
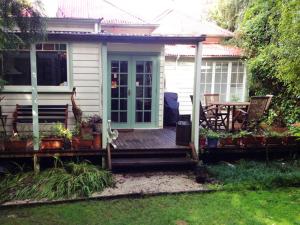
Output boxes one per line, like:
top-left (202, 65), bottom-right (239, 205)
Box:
top-left (283, 136), bottom-right (299, 146)
top-left (241, 135), bottom-right (265, 148)
top-left (219, 137), bottom-right (234, 147)
top-left (4, 140), bottom-right (32, 151)
top-left (41, 138), bottom-right (64, 150)
top-left (199, 137), bottom-right (206, 148)
top-left (72, 137), bottom-right (93, 150)
top-left (93, 133), bottom-right (102, 150)
top-left (265, 137), bottom-right (283, 146)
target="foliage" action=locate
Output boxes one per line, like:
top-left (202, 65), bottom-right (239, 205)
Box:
top-left (0, 161), bottom-right (114, 202)
top-left (81, 133), bottom-right (93, 141)
top-left (0, 189), bottom-right (300, 225)
top-left (199, 128), bottom-right (208, 137)
top-left (209, 0), bottom-right (251, 32)
top-left (0, 0), bottom-right (46, 49)
top-left (232, 130), bottom-right (252, 138)
top-left (263, 129), bottom-right (286, 138)
top-left (236, 0), bottom-right (300, 126)
top-left (206, 129), bottom-right (220, 139)
top-left (47, 123), bottom-right (72, 140)
top-left (208, 160), bottom-right (300, 190)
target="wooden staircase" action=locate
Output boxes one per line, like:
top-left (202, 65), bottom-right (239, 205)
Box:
top-left (110, 148), bottom-right (197, 171)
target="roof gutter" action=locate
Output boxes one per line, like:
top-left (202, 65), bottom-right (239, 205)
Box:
top-left (47, 33), bottom-right (206, 44)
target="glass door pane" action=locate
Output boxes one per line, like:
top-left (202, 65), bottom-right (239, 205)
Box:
top-left (135, 61), bottom-right (153, 123)
top-left (110, 60), bottom-right (128, 123)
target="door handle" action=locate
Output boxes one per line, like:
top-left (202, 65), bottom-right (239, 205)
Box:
top-left (128, 89), bottom-right (131, 96)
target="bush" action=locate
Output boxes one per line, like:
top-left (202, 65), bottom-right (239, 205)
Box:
top-left (208, 160), bottom-right (300, 190)
top-left (0, 162), bottom-right (114, 202)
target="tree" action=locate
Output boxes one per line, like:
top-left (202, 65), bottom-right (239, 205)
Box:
top-left (237, 0), bottom-right (300, 125)
top-left (209, 0), bottom-right (251, 32)
top-left (0, 0), bottom-right (45, 89)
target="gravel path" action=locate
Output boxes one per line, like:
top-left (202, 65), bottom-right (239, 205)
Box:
top-left (95, 171), bottom-right (206, 197)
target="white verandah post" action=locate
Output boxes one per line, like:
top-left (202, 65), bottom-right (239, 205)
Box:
top-left (30, 44), bottom-right (39, 150)
top-left (191, 42), bottom-right (203, 154)
top-left (101, 43), bottom-right (108, 149)
top-left (30, 43), bottom-right (40, 172)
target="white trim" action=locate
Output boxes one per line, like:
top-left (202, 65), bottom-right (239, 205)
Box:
top-left (242, 62), bottom-right (247, 101)
top-left (2, 42), bottom-right (72, 92)
top-left (226, 62), bottom-right (232, 101)
top-left (211, 61), bottom-right (216, 93)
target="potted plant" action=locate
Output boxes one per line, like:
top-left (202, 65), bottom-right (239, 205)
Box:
top-left (264, 130), bottom-right (285, 146)
top-left (219, 132), bottom-right (234, 147)
top-left (41, 123), bottom-right (72, 150)
top-left (4, 133), bottom-right (34, 151)
top-left (206, 129), bottom-right (220, 148)
top-left (284, 125), bottom-right (300, 146)
top-left (199, 128), bottom-right (207, 148)
top-left (87, 114), bottom-right (102, 133)
top-left (72, 133), bottom-right (94, 150)
top-left (238, 130), bottom-right (264, 148)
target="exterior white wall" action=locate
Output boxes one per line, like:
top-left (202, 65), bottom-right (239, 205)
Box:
top-left (165, 57), bottom-right (195, 115)
top-left (107, 43), bottom-right (165, 128)
top-left (1, 42), bottom-right (102, 133)
top-left (165, 56), bottom-right (247, 116)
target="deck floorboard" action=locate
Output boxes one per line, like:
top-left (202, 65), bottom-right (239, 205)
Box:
top-left (114, 127), bottom-right (189, 150)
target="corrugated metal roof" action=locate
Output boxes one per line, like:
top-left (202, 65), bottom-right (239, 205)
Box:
top-left (165, 44), bottom-right (243, 58)
top-left (152, 9), bottom-right (233, 37)
top-left (56, 0), bottom-right (148, 24)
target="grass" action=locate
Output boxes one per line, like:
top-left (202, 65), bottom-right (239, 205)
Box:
top-left (0, 162), bottom-right (114, 202)
top-left (0, 188), bottom-right (299, 225)
top-left (207, 160), bottom-right (300, 190)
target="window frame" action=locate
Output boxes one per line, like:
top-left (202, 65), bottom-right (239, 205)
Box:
top-left (1, 42), bottom-right (72, 93)
top-left (200, 59), bottom-right (247, 103)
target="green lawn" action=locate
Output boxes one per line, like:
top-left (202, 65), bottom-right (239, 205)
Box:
top-left (0, 188), bottom-right (299, 225)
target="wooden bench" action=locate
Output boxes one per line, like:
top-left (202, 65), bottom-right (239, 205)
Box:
top-left (12, 104), bottom-right (68, 133)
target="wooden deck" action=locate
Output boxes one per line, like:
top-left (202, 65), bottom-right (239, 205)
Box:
top-left (114, 127), bottom-right (190, 150)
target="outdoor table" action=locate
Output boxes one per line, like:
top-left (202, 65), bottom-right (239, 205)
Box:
top-left (209, 101), bottom-right (250, 131)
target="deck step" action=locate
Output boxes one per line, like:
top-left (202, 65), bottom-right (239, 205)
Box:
top-left (111, 157), bottom-right (197, 168)
top-left (111, 148), bottom-right (190, 158)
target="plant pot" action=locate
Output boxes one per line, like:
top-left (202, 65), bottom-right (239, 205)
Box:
top-left (241, 135), bottom-right (264, 148)
top-left (265, 137), bottom-right (283, 146)
top-left (207, 138), bottom-right (219, 148)
top-left (199, 137), bottom-right (206, 148)
top-left (283, 136), bottom-right (299, 146)
top-left (219, 137), bottom-right (234, 147)
top-left (93, 133), bottom-right (102, 150)
top-left (41, 138), bottom-right (64, 150)
top-left (72, 137), bottom-right (93, 150)
top-left (4, 140), bottom-right (31, 151)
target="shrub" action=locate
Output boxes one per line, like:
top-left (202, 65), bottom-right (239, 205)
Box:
top-left (0, 161), bottom-right (114, 202)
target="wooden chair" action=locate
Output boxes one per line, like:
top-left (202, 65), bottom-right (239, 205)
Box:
top-left (265, 94), bottom-right (273, 112)
top-left (204, 93), bottom-right (228, 130)
top-left (236, 96), bottom-right (269, 130)
top-left (190, 95), bottom-right (222, 130)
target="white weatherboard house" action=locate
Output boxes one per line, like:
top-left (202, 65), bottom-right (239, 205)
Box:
top-left (0, 17), bottom-right (205, 152)
top-left (0, 1), bottom-right (245, 154)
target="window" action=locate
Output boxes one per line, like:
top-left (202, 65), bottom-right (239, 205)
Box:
top-left (1, 50), bottom-right (31, 85)
top-left (36, 43), bottom-right (67, 86)
top-left (230, 61), bottom-right (245, 102)
top-left (0, 43), bottom-right (68, 89)
top-left (200, 60), bottom-right (246, 103)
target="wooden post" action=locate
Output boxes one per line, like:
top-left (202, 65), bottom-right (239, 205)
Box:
top-left (191, 42), bottom-right (203, 155)
top-left (30, 44), bottom-right (40, 172)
